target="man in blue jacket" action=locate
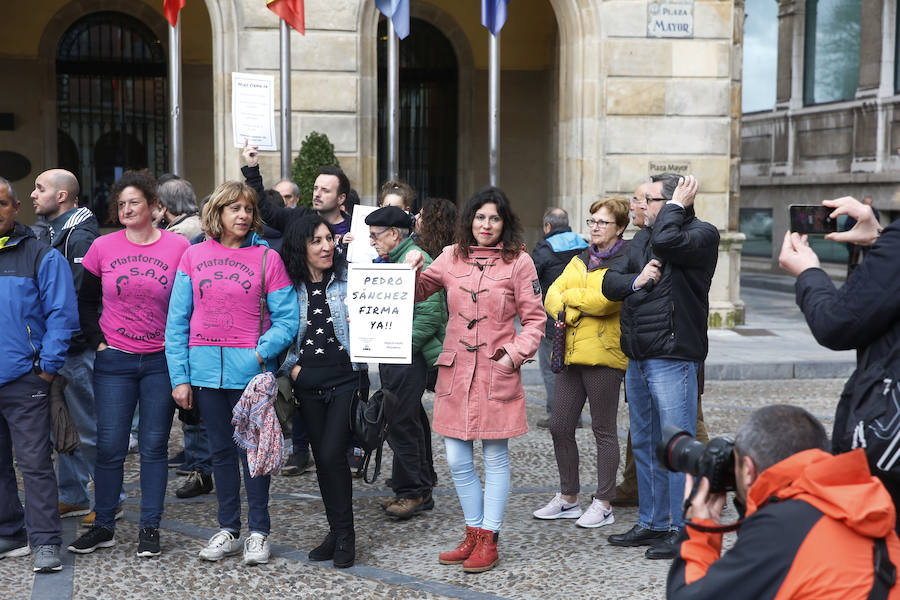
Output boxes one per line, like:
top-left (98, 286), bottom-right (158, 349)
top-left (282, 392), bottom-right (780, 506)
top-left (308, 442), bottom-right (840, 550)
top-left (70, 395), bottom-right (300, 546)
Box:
top-left (0, 177), bottom-right (79, 572)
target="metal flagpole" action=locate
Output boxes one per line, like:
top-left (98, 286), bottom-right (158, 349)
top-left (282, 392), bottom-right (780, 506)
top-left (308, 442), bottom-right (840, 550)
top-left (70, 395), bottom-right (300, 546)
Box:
top-left (387, 17), bottom-right (400, 180)
top-left (280, 19), bottom-right (292, 179)
top-left (168, 19), bottom-right (184, 175)
top-left (489, 31), bottom-right (500, 187)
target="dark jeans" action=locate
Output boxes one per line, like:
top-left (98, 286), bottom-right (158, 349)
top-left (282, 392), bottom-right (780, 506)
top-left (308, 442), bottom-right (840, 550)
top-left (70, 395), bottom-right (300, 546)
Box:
top-left (295, 380), bottom-right (355, 534)
top-left (291, 410), bottom-right (310, 453)
top-left (93, 348), bottom-right (175, 529)
top-left (0, 371), bottom-right (60, 546)
top-left (379, 352), bottom-right (434, 498)
top-left (196, 388), bottom-right (271, 535)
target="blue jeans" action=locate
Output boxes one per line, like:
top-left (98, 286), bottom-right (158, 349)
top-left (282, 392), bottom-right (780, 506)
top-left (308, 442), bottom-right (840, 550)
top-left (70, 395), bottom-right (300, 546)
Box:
top-left (182, 420), bottom-right (212, 475)
top-left (56, 349), bottom-right (96, 507)
top-left (93, 349), bottom-right (175, 529)
top-left (444, 437), bottom-right (509, 532)
top-left (626, 358), bottom-right (698, 532)
top-left (196, 388), bottom-right (271, 536)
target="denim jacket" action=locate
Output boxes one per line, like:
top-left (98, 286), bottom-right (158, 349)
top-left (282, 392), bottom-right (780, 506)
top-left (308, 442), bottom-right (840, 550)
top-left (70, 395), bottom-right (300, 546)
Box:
top-left (277, 265), bottom-right (364, 376)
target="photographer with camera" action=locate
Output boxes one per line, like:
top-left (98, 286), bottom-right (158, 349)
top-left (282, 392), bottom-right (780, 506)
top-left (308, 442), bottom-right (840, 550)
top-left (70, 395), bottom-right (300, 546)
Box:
top-left (666, 404), bottom-right (900, 599)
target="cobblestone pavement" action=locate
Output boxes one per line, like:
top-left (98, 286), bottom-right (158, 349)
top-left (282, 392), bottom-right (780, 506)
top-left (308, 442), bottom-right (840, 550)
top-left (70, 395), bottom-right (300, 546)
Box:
top-left (3, 378), bottom-right (845, 600)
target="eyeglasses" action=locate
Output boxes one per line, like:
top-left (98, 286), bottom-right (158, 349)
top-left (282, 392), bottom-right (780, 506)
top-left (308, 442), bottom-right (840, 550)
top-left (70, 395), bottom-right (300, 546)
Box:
top-left (368, 227), bottom-right (391, 240)
top-left (645, 197), bottom-right (667, 203)
top-left (586, 218), bottom-right (615, 228)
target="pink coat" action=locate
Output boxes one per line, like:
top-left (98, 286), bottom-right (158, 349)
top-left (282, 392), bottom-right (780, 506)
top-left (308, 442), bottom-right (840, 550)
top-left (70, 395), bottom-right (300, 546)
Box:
top-left (415, 244), bottom-right (546, 440)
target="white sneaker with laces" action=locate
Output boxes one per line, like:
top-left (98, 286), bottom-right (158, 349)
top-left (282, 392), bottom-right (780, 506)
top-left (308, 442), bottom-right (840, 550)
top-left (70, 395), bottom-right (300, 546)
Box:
top-left (243, 532), bottom-right (270, 565)
top-left (533, 493), bottom-right (583, 519)
top-left (575, 498), bottom-right (614, 528)
top-left (198, 530), bottom-right (242, 561)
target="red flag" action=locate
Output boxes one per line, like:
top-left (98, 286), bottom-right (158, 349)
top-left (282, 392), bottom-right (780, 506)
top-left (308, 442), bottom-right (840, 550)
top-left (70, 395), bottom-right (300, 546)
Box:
top-left (164, 0), bottom-right (186, 27)
top-left (267, 0), bottom-right (305, 35)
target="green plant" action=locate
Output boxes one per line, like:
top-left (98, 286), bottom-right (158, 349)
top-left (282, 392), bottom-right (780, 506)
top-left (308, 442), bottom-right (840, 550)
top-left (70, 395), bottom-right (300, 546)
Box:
top-left (291, 131), bottom-right (340, 208)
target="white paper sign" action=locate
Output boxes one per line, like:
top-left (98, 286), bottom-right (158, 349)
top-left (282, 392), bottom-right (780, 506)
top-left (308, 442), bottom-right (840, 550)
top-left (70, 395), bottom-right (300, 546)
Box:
top-left (647, 1), bottom-right (694, 38)
top-left (346, 205), bottom-right (380, 263)
top-left (346, 263), bottom-right (414, 364)
top-left (232, 72), bottom-right (277, 151)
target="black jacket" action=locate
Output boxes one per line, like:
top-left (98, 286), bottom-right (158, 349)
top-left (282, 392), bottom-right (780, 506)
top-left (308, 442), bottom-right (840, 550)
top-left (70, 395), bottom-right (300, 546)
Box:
top-left (795, 218), bottom-right (900, 453)
top-left (36, 207), bottom-right (100, 353)
top-left (531, 227), bottom-right (589, 298)
top-left (602, 203), bottom-right (719, 362)
top-left (241, 165), bottom-right (313, 232)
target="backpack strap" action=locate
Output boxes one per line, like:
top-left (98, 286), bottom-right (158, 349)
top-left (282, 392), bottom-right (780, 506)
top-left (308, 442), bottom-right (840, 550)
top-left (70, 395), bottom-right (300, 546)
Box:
top-left (868, 537), bottom-right (896, 600)
top-left (257, 247), bottom-right (269, 373)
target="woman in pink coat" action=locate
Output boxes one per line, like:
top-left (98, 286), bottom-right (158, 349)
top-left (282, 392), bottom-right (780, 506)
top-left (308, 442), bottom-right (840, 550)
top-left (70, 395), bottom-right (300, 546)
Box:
top-left (406, 186), bottom-right (545, 573)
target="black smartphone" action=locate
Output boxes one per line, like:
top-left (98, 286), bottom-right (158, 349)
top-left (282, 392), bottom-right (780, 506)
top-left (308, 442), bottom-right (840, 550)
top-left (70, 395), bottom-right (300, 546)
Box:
top-left (788, 204), bottom-right (838, 235)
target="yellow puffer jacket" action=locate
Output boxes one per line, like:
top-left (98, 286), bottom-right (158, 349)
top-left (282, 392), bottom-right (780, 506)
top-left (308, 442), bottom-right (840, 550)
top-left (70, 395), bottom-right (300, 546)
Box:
top-left (544, 252), bottom-right (628, 370)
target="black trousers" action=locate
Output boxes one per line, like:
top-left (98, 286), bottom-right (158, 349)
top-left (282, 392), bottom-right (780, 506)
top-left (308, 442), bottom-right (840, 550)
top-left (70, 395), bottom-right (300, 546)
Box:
top-left (379, 352), bottom-right (435, 498)
top-left (296, 382), bottom-right (355, 534)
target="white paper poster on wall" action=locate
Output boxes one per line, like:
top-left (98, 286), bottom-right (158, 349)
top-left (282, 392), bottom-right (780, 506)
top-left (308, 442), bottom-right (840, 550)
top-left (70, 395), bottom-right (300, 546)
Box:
top-left (231, 72), bottom-right (277, 151)
top-left (346, 263), bottom-right (414, 364)
top-left (647, 1), bottom-right (694, 39)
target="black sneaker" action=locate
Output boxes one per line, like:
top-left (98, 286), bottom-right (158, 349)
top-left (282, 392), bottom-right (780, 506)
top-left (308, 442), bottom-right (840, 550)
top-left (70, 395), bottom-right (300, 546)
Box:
top-left (175, 469), bottom-right (214, 499)
top-left (137, 528), bottom-right (160, 558)
top-left (67, 526), bottom-right (115, 554)
top-left (167, 450), bottom-right (185, 469)
top-left (282, 451), bottom-right (313, 477)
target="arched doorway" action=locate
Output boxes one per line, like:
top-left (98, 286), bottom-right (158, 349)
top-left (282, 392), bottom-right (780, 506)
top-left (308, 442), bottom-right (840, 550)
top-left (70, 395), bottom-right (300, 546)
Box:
top-left (377, 17), bottom-right (459, 209)
top-left (56, 11), bottom-right (166, 222)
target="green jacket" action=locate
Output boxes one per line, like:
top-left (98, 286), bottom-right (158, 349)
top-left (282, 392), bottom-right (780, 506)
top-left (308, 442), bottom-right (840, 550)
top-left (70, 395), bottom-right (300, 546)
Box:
top-left (387, 236), bottom-right (448, 367)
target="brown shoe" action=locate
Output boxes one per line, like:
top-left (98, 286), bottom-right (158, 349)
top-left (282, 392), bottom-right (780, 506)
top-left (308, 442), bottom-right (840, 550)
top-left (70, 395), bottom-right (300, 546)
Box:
top-left (385, 496), bottom-right (426, 519)
top-left (380, 496), bottom-right (399, 510)
top-left (58, 502), bottom-right (90, 519)
top-left (610, 485), bottom-right (638, 507)
top-left (80, 508), bottom-right (123, 528)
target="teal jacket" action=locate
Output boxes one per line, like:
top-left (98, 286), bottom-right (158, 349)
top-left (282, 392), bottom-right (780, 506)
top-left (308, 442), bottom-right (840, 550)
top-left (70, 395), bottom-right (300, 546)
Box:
top-left (386, 236), bottom-right (447, 368)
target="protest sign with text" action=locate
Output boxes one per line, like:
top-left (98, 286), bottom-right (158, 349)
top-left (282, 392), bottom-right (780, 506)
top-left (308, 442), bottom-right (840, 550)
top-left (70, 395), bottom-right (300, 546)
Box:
top-left (347, 263), bottom-right (414, 364)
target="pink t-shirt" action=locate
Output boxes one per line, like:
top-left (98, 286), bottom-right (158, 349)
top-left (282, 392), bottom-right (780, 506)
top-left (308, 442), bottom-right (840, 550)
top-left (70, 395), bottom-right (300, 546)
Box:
top-left (82, 229), bottom-right (190, 353)
top-left (177, 239), bottom-right (293, 348)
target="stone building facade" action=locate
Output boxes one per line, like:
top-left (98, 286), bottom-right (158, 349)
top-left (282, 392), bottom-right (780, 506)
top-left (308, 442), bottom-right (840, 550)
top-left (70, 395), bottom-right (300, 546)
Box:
top-left (0, 0), bottom-right (745, 326)
top-left (741, 0), bottom-right (900, 273)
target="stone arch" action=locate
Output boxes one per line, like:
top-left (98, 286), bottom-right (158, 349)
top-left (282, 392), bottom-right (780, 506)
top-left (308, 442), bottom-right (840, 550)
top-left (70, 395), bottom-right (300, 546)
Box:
top-left (358, 2), bottom-right (476, 204)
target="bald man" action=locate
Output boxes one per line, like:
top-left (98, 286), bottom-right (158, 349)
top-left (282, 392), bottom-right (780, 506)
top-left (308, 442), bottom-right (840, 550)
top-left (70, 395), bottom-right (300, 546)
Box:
top-left (274, 179), bottom-right (300, 209)
top-left (31, 169), bottom-right (104, 523)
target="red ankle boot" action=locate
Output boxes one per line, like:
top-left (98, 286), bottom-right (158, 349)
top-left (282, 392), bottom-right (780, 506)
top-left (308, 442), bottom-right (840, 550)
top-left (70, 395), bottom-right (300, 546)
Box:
top-left (462, 528), bottom-right (499, 573)
top-left (438, 526), bottom-right (480, 565)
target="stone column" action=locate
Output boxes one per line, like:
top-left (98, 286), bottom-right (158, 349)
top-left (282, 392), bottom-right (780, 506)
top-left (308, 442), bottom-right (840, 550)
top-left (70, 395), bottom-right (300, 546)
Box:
top-left (711, 0), bottom-right (746, 328)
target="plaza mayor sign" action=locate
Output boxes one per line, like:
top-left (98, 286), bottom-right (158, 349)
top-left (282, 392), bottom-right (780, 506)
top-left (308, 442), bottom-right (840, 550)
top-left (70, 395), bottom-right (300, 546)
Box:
top-left (647, 0), bottom-right (694, 38)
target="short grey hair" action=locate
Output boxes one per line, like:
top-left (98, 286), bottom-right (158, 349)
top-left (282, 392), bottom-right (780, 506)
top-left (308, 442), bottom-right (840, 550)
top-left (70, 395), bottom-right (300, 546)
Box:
top-left (276, 179), bottom-right (300, 197)
top-left (158, 179), bottom-right (198, 216)
top-left (734, 405), bottom-right (829, 473)
top-left (542, 207), bottom-right (568, 230)
top-left (0, 176), bottom-right (16, 203)
top-left (395, 227), bottom-right (410, 240)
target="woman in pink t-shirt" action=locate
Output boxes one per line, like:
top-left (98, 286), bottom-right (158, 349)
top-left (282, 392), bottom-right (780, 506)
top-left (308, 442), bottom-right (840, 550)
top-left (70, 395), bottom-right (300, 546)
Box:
top-left (69, 172), bottom-right (189, 559)
top-left (165, 181), bottom-right (298, 566)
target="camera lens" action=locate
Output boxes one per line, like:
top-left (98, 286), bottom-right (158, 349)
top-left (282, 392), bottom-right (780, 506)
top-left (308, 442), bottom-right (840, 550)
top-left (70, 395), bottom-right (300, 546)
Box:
top-left (658, 425), bottom-right (708, 475)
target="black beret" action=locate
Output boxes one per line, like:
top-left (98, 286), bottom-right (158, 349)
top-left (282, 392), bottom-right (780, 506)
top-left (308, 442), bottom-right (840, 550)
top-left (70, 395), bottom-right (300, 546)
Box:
top-left (365, 206), bottom-right (412, 229)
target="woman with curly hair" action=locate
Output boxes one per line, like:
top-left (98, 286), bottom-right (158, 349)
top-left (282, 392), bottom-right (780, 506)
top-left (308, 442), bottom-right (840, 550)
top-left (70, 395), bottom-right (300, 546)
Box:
top-left (414, 197), bottom-right (458, 260)
top-left (405, 186), bottom-right (546, 573)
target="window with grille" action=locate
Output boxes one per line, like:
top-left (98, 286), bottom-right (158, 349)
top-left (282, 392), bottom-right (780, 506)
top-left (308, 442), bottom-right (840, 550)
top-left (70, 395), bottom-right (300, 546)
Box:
top-left (56, 12), bottom-right (167, 223)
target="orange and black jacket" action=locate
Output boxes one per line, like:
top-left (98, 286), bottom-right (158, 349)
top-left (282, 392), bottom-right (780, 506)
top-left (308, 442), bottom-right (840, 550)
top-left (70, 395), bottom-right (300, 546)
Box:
top-left (667, 449), bottom-right (900, 599)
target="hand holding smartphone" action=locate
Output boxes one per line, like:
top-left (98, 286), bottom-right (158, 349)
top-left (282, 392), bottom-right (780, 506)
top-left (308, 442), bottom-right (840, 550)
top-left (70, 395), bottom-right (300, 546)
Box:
top-left (789, 205), bottom-right (838, 235)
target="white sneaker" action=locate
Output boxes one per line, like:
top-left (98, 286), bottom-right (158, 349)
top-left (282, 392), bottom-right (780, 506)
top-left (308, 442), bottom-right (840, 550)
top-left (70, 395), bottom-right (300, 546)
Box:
top-left (243, 533), bottom-right (270, 566)
top-left (533, 493), bottom-right (583, 519)
top-left (576, 498), bottom-right (614, 528)
top-left (198, 530), bottom-right (242, 561)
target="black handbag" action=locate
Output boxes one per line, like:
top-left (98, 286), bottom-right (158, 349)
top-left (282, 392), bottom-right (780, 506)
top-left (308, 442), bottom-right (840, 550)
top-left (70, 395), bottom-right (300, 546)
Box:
top-left (349, 370), bottom-right (394, 483)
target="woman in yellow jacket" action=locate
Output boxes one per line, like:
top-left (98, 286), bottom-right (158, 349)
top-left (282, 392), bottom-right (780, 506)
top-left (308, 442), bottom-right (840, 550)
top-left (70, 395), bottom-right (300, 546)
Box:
top-left (532, 197), bottom-right (629, 528)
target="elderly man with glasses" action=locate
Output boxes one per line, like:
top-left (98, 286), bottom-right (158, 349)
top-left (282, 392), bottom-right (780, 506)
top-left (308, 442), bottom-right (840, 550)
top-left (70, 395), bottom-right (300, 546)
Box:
top-left (602, 173), bottom-right (720, 560)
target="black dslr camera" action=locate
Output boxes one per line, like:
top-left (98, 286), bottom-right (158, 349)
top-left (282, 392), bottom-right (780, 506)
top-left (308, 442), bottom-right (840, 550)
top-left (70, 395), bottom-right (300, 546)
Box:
top-left (657, 425), bottom-right (736, 494)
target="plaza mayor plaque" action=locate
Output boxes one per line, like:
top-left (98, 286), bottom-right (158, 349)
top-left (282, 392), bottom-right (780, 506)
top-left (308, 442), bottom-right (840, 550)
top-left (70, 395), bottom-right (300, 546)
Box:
top-left (647, 0), bottom-right (694, 38)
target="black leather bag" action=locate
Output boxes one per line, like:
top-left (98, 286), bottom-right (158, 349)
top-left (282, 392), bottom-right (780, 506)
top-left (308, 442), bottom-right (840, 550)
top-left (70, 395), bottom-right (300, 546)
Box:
top-left (349, 371), bottom-right (394, 483)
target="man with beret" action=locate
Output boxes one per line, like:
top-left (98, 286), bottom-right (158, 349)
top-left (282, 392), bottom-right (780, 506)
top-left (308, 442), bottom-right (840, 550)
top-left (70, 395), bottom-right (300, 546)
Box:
top-left (366, 206), bottom-right (448, 519)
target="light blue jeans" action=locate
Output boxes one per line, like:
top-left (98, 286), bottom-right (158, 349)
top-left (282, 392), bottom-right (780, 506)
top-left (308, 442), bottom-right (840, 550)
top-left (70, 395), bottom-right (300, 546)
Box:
top-left (444, 437), bottom-right (509, 532)
top-left (626, 358), bottom-right (698, 532)
top-left (56, 349), bottom-right (96, 507)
